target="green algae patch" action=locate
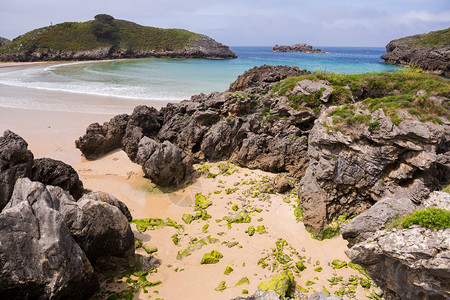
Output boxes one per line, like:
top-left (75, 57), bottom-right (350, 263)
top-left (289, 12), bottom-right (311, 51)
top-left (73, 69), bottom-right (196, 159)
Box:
top-left (224, 266), bottom-right (234, 275)
top-left (256, 225), bottom-right (267, 234)
top-left (202, 224), bottom-right (209, 232)
top-left (176, 236), bottom-right (218, 260)
top-left (297, 285), bottom-right (308, 293)
top-left (182, 214), bottom-right (194, 224)
top-left (195, 193), bottom-right (212, 209)
top-left (295, 262), bottom-right (306, 271)
top-left (201, 250), bottom-right (223, 264)
top-left (236, 277), bottom-right (250, 286)
top-left (171, 234), bottom-right (179, 246)
top-left (134, 237), bottom-right (143, 249)
top-left (331, 259), bottom-right (347, 269)
top-left (294, 205), bottom-right (303, 222)
top-left (258, 270), bottom-right (293, 299)
top-left (246, 226), bottom-right (256, 236)
top-left (305, 280), bottom-right (315, 286)
top-left (132, 218), bottom-right (183, 232)
top-left (314, 266), bottom-right (323, 272)
top-left (232, 204), bottom-right (239, 211)
top-left (360, 278), bottom-right (371, 289)
top-left (349, 262), bottom-right (371, 279)
top-left (215, 281), bottom-right (227, 292)
top-left (142, 243), bottom-right (158, 255)
top-left (242, 289), bottom-right (249, 294)
top-left (225, 211), bottom-right (251, 227)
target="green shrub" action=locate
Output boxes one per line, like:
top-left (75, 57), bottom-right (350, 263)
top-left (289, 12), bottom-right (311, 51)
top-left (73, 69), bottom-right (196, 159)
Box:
top-left (401, 207), bottom-right (450, 230)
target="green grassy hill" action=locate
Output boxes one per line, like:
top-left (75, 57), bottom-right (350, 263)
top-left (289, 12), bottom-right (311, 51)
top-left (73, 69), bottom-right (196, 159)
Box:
top-left (0, 14), bottom-right (236, 60)
top-left (0, 16), bottom-right (200, 54)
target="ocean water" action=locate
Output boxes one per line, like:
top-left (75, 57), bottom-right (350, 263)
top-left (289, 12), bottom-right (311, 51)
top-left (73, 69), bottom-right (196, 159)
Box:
top-left (0, 46), bottom-right (401, 113)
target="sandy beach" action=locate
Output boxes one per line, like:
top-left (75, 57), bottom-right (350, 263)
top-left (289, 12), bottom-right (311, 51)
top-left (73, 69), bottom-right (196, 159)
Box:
top-left (0, 100), bottom-right (373, 299)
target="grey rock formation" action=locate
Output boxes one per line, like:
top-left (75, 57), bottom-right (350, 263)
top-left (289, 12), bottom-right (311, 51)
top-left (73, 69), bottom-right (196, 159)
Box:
top-left (137, 137), bottom-right (193, 186)
top-left (342, 197), bottom-right (417, 247)
top-left (381, 29), bottom-right (450, 77)
top-left (273, 43), bottom-right (326, 53)
top-left (292, 80), bottom-right (333, 103)
top-left (31, 157), bottom-right (85, 199)
top-left (421, 191), bottom-right (450, 210)
top-left (228, 64), bottom-right (310, 93)
top-left (81, 191), bottom-right (133, 222)
top-left (0, 130), bottom-right (34, 210)
top-left (0, 178), bottom-right (99, 299)
top-left (123, 105), bottom-right (162, 162)
top-left (298, 105), bottom-right (449, 235)
top-left (0, 37), bottom-right (10, 47)
top-left (75, 113), bottom-right (129, 159)
top-left (345, 226), bottom-right (450, 299)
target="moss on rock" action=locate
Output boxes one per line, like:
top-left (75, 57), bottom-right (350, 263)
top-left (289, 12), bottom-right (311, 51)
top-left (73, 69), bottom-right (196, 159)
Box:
top-left (195, 193), bottom-right (212, 209)
top-left (257, 270), bottom-right (293, 299)
top-left (201, 250), bottom-right (223, 264)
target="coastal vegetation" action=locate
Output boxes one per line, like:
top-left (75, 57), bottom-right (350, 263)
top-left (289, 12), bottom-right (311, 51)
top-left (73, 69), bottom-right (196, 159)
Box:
top-left (0, 14), bottom-right (200, 54)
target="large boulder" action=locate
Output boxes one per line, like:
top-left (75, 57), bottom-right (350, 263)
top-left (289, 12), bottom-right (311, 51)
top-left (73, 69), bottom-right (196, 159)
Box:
top-left (122, 105), bottom-right (162, 162)
top-left (136, 137), bottom-right (193, 186)
top-left (341, 197), bottom-right (417, 247)
top-left (0, 130), bottom-right (34, 210)
top-left (228, 64), bottom-right (310, 93)
top-left (75, 113), bottom-right (129, 159)
top-left (0, 179), bottom-right (99, 299)
top-left (345, 226), bottom-right (450, 299)
top-left (31, 157), bottom-right (85, 200)
top-left (298, 105), bottom-right (449, 235)
top-left (81, 191), bottom-right (133, 222)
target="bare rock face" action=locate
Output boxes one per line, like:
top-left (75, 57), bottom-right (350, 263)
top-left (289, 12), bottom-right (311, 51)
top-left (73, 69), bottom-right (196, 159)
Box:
top-left (136, 137), bottom-right (193, 186)
top-left (381, 28), bottom-right (450, 77)
top-left (341, 197), bottom-right (417, 247)
top-left (185, 35), bottom-right (237, 59)
top-left (0, 130), bottom-right (34, 210)
top-left (298, 106), bottom-right (449, 236)
top-left (228, 64), bottom-right (310, 93)
top-left (292, 80), bottom-right (333, 103)
top-left (0, 178), bottom-right (99, 299)
top-left (345, 226), bottom-right (450, 300)
top-left (75, 114), bottom-right (129, 160)
top-left (31, 157), bottom-right (85, 200)
top-left (81, 191), bottom-right (133, 222)
top-left (122, 105), bottom-right (162, 162)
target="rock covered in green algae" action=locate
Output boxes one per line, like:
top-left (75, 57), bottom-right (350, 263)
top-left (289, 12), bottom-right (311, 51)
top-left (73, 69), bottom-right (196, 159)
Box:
top-left (246, 226), bottom-right (256, 236)
top-left (176, 236), bottom-right (218, 260)
top-left (235, 277), bottom-right (250, 286)
top-left (224, 266), bottom-right (234, 275)
top-left (295, 261), bottom-right (306, 271)
top-left (201, 250), bottom-right (223, 264)
top-left (215, 281), bottom-right (227, 291)
top-left (331, 259), bottom-right (347, 269)
top-left (142, 242), bottom-right (158, 254)
top-left (257, 270), bottom-right (293, 299)
top-left (195, 193), bottom-right (212, 209)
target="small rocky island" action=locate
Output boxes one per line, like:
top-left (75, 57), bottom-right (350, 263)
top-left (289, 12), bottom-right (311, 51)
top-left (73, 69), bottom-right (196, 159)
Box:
top-left (273, 43), bottom-right (326, 53)
top-left (381, 27), bottom-right (449, 77)
top-left (0, 14), bottom-right (236, 62)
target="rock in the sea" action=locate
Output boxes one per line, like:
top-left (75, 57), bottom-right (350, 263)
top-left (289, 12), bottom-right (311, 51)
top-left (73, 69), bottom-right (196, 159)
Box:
top-left (0, 130), bottom-right (34, 210)
top-left (228, 64), bottom-right (310, 93)
top-left (136, 137), bottom-right (193, 186)
top-left (31, 157), bottom-right (85, 200)
top-left (298, 105), bottom-right (449, 235)
top-left (75, 114), bottom-right (129, 159)
top-left (273, 43), bottom-right (326, 53)
top-left (342, 197), bottom-right (417, 247)
top-left (381, 28), bottom-right (450, 77)
top-left (0, 179), bottom-right (99, 299)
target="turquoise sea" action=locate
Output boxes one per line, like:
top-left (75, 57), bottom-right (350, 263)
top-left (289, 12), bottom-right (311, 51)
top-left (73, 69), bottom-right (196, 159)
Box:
top-left (0, 46), bottom-right (400, 114)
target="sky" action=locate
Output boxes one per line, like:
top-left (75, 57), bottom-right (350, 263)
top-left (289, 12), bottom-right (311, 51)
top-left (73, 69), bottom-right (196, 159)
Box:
top-left (1, 0), bottom-right (449, 47)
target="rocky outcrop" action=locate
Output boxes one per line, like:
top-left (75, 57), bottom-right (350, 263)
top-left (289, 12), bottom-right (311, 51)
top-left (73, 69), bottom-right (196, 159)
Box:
top-left (0, 179), bottom-right (99, 299)
top-left (298, 105), bottom-right (449, 235)
top-left (81, 191), bottom-right (133, 222)
top-left (341, 197), bottom-right (416, 247)
top-left (381, 28), bottom-right (450, 77)
top-left (136, 137), bottom-right (193, 187)
top-left (228, 64), bottom-right (310, 93)
top-left (0, 37), bottom-right (10, 47)
top-left (0, 130), bottom-right (34, 210)
top-left (75, 114), bottom-right (129, 160)
top-left (343, 192), bottom-right (450, 299)
top-left (273, 43), bottom-right (326, 53)
top-left (76, 65), bottom-right (315, 185)
top-left (31, 157), bottom-right (85, 200)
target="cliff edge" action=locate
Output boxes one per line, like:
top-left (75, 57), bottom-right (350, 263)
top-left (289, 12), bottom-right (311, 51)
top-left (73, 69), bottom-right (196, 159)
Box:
top-left (381, 28), bottom-right (450, 77)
